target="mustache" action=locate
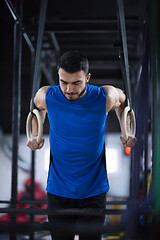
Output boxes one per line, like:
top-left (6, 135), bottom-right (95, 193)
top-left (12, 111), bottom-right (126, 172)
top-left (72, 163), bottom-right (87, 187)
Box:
top-left (65, 92), bottom-right (77, 95)
top-left (64, 86), bottom-right (86, 99)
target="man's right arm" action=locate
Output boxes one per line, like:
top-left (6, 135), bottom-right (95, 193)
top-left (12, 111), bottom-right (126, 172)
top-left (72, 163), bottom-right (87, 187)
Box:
top-left (34, 86), bottom-right (50, 111)
top-left (27, 86), bottom-right (50, 151)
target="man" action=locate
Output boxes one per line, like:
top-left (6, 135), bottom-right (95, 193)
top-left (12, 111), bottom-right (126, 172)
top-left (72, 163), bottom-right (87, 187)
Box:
top-left (27, 51), bottom-right (137, 240)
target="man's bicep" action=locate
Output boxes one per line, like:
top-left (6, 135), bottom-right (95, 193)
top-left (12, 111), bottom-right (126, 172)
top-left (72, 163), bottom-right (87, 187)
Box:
top-left (34, 86), bottom-right (50, 110)
top-left (103, 85), bottom-right (120, 113)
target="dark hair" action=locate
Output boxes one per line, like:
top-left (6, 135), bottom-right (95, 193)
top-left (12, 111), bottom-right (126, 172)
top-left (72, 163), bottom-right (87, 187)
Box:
top-left (57, 51), bottom-right (89, 75)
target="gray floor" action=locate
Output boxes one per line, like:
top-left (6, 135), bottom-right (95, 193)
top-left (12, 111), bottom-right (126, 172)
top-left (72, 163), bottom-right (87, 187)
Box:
top-left (0, 234), bottom-right (82, 240)
top-left (0, 233), bottom-right (52, 240)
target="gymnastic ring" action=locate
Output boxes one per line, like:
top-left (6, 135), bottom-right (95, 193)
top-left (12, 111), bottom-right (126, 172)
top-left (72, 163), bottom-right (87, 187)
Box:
top-left (121, 106), bottom-right (136, 141)
top-left (26, 109), bottom-right (43, 145)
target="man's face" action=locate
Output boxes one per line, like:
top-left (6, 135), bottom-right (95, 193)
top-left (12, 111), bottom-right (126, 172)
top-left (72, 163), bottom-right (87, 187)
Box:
top-left (58, 68), bottom-right (90, 101)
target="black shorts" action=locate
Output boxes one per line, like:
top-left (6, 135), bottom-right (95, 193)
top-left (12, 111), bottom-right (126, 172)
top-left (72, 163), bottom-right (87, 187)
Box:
top-left (47, 192), bottom-right (107, 240)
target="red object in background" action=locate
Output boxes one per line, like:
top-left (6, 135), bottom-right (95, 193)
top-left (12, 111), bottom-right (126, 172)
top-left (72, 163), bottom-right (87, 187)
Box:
top-left (0, 214), bottom-right (10, 222)
top-left (0, 178), bottom-right (47, 223)
top-left (125, 146), bottom-right (131, 155)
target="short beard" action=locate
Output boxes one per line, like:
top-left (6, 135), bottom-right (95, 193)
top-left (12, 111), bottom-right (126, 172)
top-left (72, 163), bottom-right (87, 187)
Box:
top-left (79, 86), bottom-right (86, 98)
top-left (67, 86), bottom-right (86, 101)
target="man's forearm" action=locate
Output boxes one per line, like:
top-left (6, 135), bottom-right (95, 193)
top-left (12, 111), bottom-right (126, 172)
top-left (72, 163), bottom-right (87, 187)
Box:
top-left (115, 101), bottom-right (126, 123)
top-left (114, 88), bottom-right (126, 121)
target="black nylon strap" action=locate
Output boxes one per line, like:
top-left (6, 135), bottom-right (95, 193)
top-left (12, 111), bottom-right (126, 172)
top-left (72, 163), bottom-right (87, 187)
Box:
top-left (117, 0), bottom-right (132, 109)
top-left (30, 0), bottom-right (48, 112)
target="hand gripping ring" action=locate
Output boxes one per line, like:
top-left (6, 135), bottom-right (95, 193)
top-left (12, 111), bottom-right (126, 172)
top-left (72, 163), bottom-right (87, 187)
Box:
top-left (121, 106), bottom-right (136, 141)
top-left (26, 109), bottom-right (43, 145)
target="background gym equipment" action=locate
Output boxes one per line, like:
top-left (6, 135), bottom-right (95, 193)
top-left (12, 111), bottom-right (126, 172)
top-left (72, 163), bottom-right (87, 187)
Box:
top-left (1, 0), bottom-right (159, 239)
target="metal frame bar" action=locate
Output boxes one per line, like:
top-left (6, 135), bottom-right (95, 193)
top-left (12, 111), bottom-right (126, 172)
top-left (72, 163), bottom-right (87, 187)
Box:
top-left (0, 208), bottom-right (126, 215)
top-left (4, 0), bottom-right (20, 22)
top-left (11, 0), bottom-right (22, 215)
top-left (46, 18), bottom-right (141, 24)
top-left (24, 29), bottom-right (138, 35)
top-left (10, 1), bottom-right (23, 239)
top-left (0, 222), bottom-right (125, 234)
top-left (23, 33), bottom-right (35, 54)
top-left (150, 0), bottom-right (160, 219)
top-left (0, 201), bottom-right (125, 205)
top-left (0, 199), bottom-right (144, 206)
top-left (50, 32), bottom-right (60, 54)
top-left (41, 63), bottom-right (56, 85)
top-left (23, 18), bottom-right (142, 33)
top-left (30, 151), bottom-right (35, 240)
top-left (142, 28), bottom-right (150, 200)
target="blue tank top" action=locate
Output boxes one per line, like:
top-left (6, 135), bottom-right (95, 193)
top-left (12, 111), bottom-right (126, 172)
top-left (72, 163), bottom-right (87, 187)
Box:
top-left (45, 84), bottom-right (109, 199)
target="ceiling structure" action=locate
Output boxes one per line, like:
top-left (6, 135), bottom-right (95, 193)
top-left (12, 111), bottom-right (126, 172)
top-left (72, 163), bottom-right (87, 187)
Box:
top-left (0, 0), bottom-right (148, 134)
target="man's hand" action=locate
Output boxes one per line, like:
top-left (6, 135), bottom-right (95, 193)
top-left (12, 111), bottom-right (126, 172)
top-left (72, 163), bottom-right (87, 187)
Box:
top-left (120, 135), bottom-right (137, 148)
top-left (27, 136), bottom-right (45, 151)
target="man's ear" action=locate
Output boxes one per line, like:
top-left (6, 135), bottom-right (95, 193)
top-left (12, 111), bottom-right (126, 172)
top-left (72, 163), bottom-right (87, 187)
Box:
top-left (86, 73), bottom-right (91, 83)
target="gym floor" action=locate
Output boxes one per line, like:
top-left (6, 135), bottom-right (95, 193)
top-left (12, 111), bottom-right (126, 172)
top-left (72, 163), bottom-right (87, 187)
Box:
top-left (0, 234), bottom-right (81, 240)
top-left (0, 233), bottom-right (52, 240)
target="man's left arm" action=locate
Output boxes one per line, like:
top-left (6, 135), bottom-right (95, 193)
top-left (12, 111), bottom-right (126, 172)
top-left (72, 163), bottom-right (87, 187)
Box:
top-left (103, 85), bottom-right (137, 147)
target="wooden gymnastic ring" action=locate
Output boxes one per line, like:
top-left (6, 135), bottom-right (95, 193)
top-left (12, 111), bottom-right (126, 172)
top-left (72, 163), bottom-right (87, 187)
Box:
top-left (26, 109), bottom-right (43, 145)
top-left (121, 106), bottom-right (136, 141)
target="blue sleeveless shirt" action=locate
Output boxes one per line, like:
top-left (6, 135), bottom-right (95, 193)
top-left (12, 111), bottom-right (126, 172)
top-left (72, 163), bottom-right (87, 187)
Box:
top-left (45, 84), bottom-right (109, 199)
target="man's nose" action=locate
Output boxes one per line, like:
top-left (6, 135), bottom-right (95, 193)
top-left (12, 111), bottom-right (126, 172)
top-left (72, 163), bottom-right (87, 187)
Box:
top-left (66, 84), bottom-right (73, 93)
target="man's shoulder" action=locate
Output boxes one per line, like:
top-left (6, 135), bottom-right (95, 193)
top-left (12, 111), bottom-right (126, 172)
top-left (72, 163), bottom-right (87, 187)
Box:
top-left (45, 85), bottom-right (60, 95)
top-left (87, 84), bottom-right (106, 96)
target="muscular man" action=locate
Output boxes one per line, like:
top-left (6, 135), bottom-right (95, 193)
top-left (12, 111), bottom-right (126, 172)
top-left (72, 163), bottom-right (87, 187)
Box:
top-left (27, 51), bottom-right (137, 240)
